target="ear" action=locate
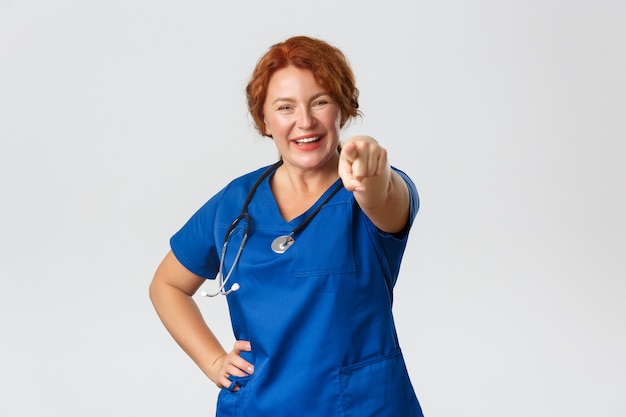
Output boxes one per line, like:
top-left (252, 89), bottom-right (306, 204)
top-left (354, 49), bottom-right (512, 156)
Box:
top-left (263, 119), bottom-right (272, 136)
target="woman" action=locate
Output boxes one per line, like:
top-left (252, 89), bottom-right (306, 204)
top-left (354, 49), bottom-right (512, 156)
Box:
top-left (149, 35), bottom-right (424, 417)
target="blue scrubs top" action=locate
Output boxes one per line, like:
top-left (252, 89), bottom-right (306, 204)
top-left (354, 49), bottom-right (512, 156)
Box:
top-left (171, 165), bottom-right (424, 417)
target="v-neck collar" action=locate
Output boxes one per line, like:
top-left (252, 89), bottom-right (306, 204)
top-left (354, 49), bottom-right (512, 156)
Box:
top-left (259, 171), bottom-right (344, 227)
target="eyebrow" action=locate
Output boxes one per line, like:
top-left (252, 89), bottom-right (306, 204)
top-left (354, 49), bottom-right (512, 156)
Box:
top-left (270, 92), bottom-right (330, 105)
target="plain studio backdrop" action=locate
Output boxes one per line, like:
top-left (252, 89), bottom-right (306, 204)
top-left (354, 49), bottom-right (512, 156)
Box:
top-left (1, 1), bottom-right (624, 416)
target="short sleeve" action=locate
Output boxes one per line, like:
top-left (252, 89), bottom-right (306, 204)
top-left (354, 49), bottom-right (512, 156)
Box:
top-left (395, 167), bottom-right (420, 231)
top-left (169, 189), bottom-right (226, 279)
top-left (369, 166), bottom-right (419, 289)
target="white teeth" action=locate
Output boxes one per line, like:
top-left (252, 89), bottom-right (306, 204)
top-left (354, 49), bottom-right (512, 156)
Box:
top-left (295, 136), bottom-right (320, 144)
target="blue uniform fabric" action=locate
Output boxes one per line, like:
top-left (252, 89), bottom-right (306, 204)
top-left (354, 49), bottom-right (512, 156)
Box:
top-left (170, 164), bottom-right (424, 417)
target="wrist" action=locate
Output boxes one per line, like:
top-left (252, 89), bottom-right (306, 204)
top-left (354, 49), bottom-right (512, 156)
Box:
top-left (205, 352), bottom-right (227, 387)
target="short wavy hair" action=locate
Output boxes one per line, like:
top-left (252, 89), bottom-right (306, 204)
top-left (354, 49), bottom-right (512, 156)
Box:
top-left (246, 36), bottom-right (361, 137)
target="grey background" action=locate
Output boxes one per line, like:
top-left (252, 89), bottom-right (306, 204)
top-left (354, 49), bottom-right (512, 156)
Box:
top-left (1, 1), bottom-right (625, 416)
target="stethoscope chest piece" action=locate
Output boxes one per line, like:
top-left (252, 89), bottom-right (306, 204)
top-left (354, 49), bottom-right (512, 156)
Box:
top-left (272, 235), bottom-right (295, 254)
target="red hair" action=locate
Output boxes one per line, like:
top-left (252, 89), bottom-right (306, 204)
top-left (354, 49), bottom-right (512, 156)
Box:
top-left (246, 36), bottom-right (361, 137)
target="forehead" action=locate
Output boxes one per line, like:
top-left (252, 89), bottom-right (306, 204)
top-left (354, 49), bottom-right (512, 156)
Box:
top-left (266, 66), bottom-right (326, 99)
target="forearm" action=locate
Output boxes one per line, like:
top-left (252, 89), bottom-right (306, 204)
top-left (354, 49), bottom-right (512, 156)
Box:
top-left (339, 136), bottom-right (410, 233)
top-left (354, 162), bottom-right (392, 209)
top-left (355, 168), bottom-right (410, 233)
top-left (149, 280), bottom-right (226, 384)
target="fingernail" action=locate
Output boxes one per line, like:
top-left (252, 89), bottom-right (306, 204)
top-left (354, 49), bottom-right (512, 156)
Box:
top-left (248, 365), bottom-right (254, 373)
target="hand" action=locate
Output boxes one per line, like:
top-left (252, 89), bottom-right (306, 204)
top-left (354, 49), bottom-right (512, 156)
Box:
top-left (338, 135), bottom-right (388, 192)
top-left (211, 340), bottom-right (254, 391)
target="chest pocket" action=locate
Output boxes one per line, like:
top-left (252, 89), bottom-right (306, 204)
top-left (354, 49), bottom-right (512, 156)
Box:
top-left (292, 200), bottom-right (356, 278)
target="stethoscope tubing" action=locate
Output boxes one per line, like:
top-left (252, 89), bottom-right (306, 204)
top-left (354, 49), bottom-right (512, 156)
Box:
top-left (202, 215), bottom-right (249, 297)
top-left (200, 159), bottom-right (342, 297)
top-left (201, 162), bottom-right (282, 297)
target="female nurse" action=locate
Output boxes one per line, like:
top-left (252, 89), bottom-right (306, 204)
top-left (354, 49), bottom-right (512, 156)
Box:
top-left (149, 35), bottom-right (424, 417)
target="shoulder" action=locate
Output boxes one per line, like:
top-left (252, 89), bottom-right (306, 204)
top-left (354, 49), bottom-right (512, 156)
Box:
top-left (184, 164), bottom-right (277, 220)
top-left (391, 165), bottom-right (419, 210)
top-left (389, 166), bottom-right (419, 235)
top-left (229, 164), bottom-right (276, 185)
top-left (220, 164), bottom-right (277, 199)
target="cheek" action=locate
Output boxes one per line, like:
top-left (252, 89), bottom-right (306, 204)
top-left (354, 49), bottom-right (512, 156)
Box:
top-left (261, 105), bottom-right (273, 135)
top-left (263, 117), bottom-right (274, 135)
top-left (264, 115), bottom-right (288, 138)
top-left (333, 110), bottom-right (343, 129)
top-left (262, 112), bottom-right (275, 136)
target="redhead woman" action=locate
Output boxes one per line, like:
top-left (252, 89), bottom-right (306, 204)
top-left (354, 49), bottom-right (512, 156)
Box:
top-left (149, 35), bottom-right (424, 417)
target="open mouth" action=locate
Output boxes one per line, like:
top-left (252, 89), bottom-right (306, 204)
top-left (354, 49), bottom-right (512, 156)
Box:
top-left (294, 136), bottom-right (321, 145)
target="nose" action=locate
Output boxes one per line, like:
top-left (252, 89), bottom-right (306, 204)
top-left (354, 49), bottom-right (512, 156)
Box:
top-left (296, 107), bottom-right (316, 130)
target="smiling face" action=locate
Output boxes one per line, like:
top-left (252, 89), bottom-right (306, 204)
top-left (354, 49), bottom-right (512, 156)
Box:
top-left (263, 66), bottom-right (342, 172)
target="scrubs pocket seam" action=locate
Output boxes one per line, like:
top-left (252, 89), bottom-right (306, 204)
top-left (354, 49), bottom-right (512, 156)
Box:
top-left (337, 348), bottom-right (421, 417)
top-left (339, 348), bottom-right (402, 374)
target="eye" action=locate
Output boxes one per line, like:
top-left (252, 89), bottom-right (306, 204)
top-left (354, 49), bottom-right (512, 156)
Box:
top-left (276, 104), bottom-right (294, 112)
top-left (314, 100), bottom-right (329, 106)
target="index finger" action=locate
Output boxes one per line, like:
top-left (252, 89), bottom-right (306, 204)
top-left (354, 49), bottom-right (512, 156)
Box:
top-left (340, 140), bottom-right (358, 162)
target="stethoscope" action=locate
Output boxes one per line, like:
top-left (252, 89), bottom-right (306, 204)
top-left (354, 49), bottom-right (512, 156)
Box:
top-left (201, 160), bottom-right (343, 297)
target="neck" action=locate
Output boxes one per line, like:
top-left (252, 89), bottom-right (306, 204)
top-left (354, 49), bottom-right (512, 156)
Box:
top-left (270, 153), bottom-right (340, 222)
top-left (277, 154), bottom-right (340, 196)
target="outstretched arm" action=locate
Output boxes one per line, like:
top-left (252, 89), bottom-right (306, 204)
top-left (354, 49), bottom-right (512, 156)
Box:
top-left (338, 135), bottom-right (410, 234)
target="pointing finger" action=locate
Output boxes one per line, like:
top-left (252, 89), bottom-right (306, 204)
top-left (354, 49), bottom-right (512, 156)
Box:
top-left (340, 140), bottom-right (358, 162)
